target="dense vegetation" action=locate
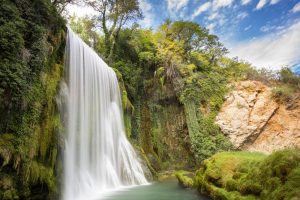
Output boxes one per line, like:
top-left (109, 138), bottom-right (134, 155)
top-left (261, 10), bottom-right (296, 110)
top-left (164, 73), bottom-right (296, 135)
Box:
top-left (0, 0), bottom-right (65, 199)
top-left (1, 0), bottom-right (300, 199)
top-left (193, 149), bottom-right (300, 199)
top-left (69, 16), bottom-right (248, 168)
top-left (70, 13), bottom-right (300, 169)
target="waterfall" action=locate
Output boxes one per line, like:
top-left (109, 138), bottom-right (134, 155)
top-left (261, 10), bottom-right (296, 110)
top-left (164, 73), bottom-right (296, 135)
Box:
top-left (63, 28), bottom-right (148, 200)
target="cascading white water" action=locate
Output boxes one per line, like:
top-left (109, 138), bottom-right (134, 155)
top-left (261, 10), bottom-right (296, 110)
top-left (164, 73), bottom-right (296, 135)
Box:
top-left (63, 28), bottom-right (148, 200)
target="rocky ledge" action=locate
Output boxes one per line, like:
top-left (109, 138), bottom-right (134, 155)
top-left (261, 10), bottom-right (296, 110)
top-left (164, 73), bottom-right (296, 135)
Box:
top-left (216, 81), bottom-right (300, 153)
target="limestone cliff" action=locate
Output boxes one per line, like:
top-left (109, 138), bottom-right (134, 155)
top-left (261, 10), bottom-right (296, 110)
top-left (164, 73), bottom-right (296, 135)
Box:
top-left (216, 81), bottom-right (300, 153)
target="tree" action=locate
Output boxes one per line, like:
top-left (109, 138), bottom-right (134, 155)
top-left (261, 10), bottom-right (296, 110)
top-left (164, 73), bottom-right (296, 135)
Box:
top-left (69, 15), bottom-right (101, 48)
top-left (279, 67), bottom-right (300, 88)
top-left (85, 0), bottom-right (142, 62)
top-left (158, 20), bottom-right (228, 63)
top-left (51, 0), bottom-right (77, 13)
top-left (169, 21), bottom-right (208, 55)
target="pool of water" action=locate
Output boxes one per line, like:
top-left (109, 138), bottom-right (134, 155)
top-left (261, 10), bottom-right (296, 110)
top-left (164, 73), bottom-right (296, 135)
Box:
top-left (101, 180), bottom-right (210, 200)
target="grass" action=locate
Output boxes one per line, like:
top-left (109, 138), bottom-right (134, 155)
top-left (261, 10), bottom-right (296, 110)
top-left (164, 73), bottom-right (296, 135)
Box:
top-left (192, 149), bottom-right (300, 200)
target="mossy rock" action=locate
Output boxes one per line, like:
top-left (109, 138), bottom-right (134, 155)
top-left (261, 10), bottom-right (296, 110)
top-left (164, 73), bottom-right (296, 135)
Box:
top-left (158, 170), bottom-right (176, 181)
top-left (193, 149), bottom-right (300, 200)
top-left (175, 170), bottom-right (194, 188)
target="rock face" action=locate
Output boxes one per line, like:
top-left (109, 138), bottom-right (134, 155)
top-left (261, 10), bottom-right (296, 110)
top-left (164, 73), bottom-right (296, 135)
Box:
top-left (216, 81), bottom-right (300, 153)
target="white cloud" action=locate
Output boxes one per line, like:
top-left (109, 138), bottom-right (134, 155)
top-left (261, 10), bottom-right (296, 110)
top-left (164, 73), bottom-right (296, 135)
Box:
top-left (244, 25), bottom-right (252, 31)
top-left (241, 0), bottom-right (251, 5)
top-left (292, 2), bottom-right (300, 13)
top-left (166, 0), bottom-right (190, 19)
top-left (192, 2), bottom-right (211, 19)
top-left (227, 21), bottom-right (300, 70)
top-left (260, 24), bottom-right (285, 33)
top-left (218, 17), bottom-right (226, 25)
top-left (256, 0), bottom-right (281, 10)
top-left (139, 0), bottom-right (153, 27)
top-left (212, 0), bottom-right (235, 10)
top-left (236, 11), bottom-right (248, 20)
top-left (208, 12), bottom-right (219, 21)
top-left (256, 0), bottom-right (268, 9)
top-left (260, 24), bottom-right (274, 32)
top-left (270, 0), bottom-right (280, 5)
top-left (167, 0), bottom-right (189, 12)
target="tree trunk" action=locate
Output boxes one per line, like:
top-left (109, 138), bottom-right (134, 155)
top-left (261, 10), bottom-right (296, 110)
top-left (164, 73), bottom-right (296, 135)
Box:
top-left (107, 35), bottom-right (116, 64)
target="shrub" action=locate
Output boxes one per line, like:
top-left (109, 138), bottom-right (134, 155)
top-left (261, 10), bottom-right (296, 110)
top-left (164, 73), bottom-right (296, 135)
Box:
top-left (279, 67), bottom-right (300, 89)
top-left (271, 85), bottom-right (295, 103)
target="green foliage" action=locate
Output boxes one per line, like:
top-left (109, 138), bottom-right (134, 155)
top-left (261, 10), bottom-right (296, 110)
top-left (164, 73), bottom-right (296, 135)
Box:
top-left (68, 5), bottom-right (300, 174)
top-left (0, 1), bottom-right (26, 121)
top-left (221, 58), bottom-right (256, 81)
top-left (159, 20), bottom-right (227, 60)
top-left (269, 68), bottom-right (300, 104)
top-left (221, 57), bottom-right (279, 84)
top-left (85, 0), bottom-right (142, 61)
top-left (271, 85), bottom-right (295, 103)
top-left (183, 101), bottom-right (232, 162)
top-left (177, 64), bottom-right (232, 162)
top-left (0, 0), bottom-right (65, 199)
top-left (149, 101), bottom-right (195, 170)
top-left (69, 16), bottom-right (103, 49)
top-left (51, 0), bottom-right (77, 13)
top-left (175, 171), bottom-right (194, 188)
top-left (194, 149), bottom-right (300, 200)
top-left (112, 67), bottom-right (133, 137)
top-left (112, 61), bottom-right (143, 101)
top-left (110, 20), bottom-right (233, 166)
top-left (279, 67), bottom-right (300, 88)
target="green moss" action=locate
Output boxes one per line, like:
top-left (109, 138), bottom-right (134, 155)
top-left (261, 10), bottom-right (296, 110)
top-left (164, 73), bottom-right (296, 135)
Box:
top-left (183, 101), bottom-right (232, 162)
top-left (112, 67), bottom-right (134, 137)
top-left (140, 102), bottom-right (154, 154)
top-left (178, 67), bottom-right (233, 163)
top-left (193, 149), bottom-right (300, 200)
top-left (175, 171), bottom-right (194, 188)
top-left (138, 147), bottom-right (158, 178)
top-left (150, 101), bottom-right (194, 169)
top-left (0, 0), bottom-right (65, 199)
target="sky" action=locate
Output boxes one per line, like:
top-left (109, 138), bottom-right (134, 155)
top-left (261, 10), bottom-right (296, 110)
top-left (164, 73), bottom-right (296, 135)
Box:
top-left (67, 0), bottom-right (300, 72)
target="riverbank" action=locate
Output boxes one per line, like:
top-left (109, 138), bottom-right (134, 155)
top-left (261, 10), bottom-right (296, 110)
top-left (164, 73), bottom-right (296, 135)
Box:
top-left (176, 149), bottom-right (300, 199)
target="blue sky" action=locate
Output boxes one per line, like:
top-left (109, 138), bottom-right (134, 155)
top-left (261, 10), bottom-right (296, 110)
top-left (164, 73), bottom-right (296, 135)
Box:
top-left (67, 0), bottom-right (300, 71)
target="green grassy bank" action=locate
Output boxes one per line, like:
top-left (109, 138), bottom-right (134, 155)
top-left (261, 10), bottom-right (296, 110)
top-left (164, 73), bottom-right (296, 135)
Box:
top-left (177, 149), bottom-right (300, 200)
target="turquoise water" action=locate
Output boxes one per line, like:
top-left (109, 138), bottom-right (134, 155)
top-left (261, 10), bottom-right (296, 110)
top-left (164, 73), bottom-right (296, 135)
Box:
top-left (102, 180), bottom-right (210, 200)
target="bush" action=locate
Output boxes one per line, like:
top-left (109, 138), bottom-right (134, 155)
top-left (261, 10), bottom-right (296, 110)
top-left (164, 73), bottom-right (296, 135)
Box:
top-left (271, 85), bottom-right (295, 103)
top-left (279, 67), bottom-right (300, 89)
